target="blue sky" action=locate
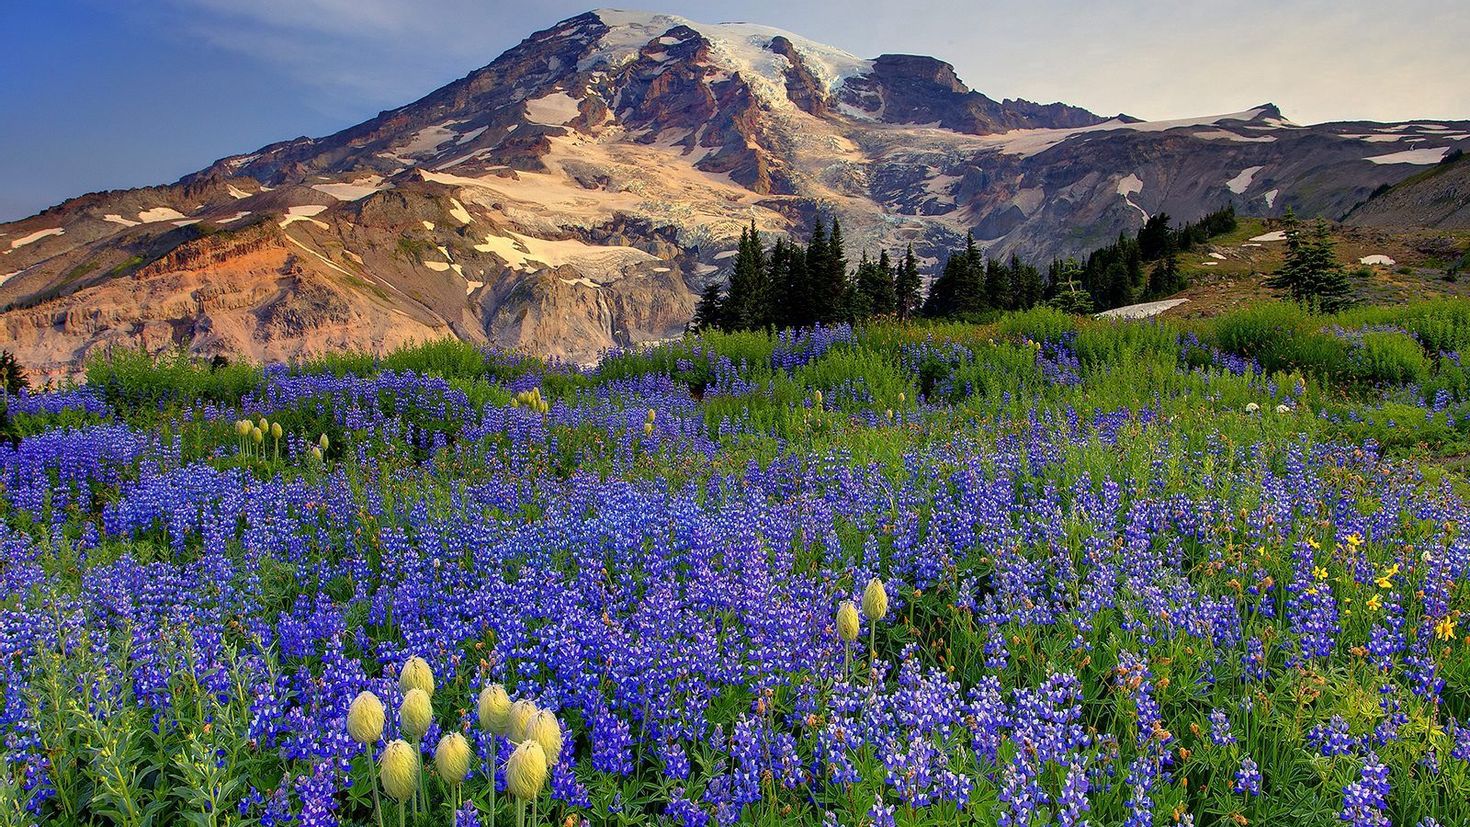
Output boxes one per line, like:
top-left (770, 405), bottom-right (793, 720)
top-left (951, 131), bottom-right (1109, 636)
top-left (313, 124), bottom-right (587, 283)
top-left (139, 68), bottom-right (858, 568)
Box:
top-left (3, 0), bottom-right (1467, 221)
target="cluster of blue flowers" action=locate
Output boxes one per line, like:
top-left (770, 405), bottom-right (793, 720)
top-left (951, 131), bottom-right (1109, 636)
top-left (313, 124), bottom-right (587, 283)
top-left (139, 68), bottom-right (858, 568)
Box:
top-left (0, 321), bottom-right (1467, 827)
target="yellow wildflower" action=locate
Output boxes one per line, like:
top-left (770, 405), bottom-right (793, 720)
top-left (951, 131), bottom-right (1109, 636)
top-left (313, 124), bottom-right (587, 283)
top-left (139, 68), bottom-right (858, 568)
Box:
top-left (1435, 615), bottom-right (1457, 642)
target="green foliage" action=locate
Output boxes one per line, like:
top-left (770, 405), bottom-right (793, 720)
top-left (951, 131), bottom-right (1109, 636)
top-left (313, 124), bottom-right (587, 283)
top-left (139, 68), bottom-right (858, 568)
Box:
top-left (996, 306), bottom-right (1079, 343)
top-left (1345, 331), bottom-right (1431, 385)
top-left (1072, 318), bottom-right (1179, 367)
top-left (1264, 210), bottom-right (1353, 312)
top-left (85, 348), bottom-right (263, 410)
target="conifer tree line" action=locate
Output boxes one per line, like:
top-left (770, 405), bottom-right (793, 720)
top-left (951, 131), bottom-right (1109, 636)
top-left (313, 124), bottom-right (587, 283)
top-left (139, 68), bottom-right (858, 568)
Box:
top-left (693, 207), bottom-right (1238, 331)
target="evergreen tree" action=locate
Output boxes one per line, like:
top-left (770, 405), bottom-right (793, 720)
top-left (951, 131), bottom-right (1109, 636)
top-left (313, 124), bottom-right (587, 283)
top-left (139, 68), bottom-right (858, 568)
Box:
top-left (723, 222), bottom-right (769, 330)
top-left (1101, 260), bottom-right (1133, 309)
top-left (1146, 239), bottom-right (1184, 298)
top-left (804, 220), bottom-right (833, 324)
top-left (852, 249), bottom-right (897, 319)
top-left (1137, 213), bottom-right (1173, 261)
top-left (984, 257), bottom-right (1011, 310)
top-left (815, 219), bottom-right (849, 323)
top-left (690, 281), bottom-right (724, 332)
top-left (895, 245), bottom-right (922, 320)
top-left (1010, 255), bottom-right (1044, 310)
top-left (1047, 260), bottom-right (1095, 315)
top-left (1265, 210), bottom-right (1353, 312)
top-left (0, 351), bottom-right (25, 398)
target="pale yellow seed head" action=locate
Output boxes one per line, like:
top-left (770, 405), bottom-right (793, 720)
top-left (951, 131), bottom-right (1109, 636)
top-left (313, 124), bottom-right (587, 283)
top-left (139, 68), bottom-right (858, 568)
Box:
top-left (399, 656), bottom-right (435, 696)
top-left (477, 684), bottom-right (512, 735)
top-left (643, 422), bottom-right (654, 436)
top-left (506, 699), bottom-right (538, 742)
top-left (400, 688), bottom-right (432, 741)
top-left (270, 422), bottom-right (283, 439)
top-left (526, 709), bottom-right (563, 765)
top-left (319, 433), bottom-right (330, 451)
top-left (235, 419), bottom-right (250, 437)
top-left (862, 578), bottom-right (889, 622)
top-left (836, 600), bottom-right (860, 642)
top-left (252, 427), bottom-right (264, 444)
top-left (257, 417), bottom-right (268, 432)
top-left (813, 389), bottom-right (823, 407)
top-left (646, 408), bottom-right (656, 422)
top-left (346, 691), bottom-right (385, 745)
top-left (505, 740), bottom-right (548, 801)
top-left (434, 731), bottom-right (473, 786)
top-left (379, 739), bottom-right (420, 802)
top-left (310, 445), bottom-right (323, 460)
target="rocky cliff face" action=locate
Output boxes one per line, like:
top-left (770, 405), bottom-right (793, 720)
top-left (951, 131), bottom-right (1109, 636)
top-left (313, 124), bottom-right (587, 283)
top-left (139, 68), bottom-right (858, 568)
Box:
top-left (3, 8), bottom-right (1468, 380)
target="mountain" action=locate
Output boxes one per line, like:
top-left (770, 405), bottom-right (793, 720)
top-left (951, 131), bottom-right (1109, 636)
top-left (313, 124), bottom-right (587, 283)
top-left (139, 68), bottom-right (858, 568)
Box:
top-left (1344, 149), bottom-right (1470, 230)
top-left (3, 9), bottom-right (1468, 380)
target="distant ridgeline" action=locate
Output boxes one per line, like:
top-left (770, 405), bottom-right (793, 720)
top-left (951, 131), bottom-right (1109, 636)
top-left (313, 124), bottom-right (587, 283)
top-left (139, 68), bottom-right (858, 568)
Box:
top-left (695, 206), bottom-right (1239, 330)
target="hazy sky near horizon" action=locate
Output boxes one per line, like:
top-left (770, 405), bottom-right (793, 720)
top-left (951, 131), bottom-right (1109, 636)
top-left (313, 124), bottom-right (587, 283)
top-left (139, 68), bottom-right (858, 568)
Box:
top-left (2, 0), bottom-right (1467, 221)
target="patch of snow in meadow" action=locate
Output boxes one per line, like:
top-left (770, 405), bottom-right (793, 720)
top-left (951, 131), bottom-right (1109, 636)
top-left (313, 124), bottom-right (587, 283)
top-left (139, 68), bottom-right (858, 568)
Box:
top-left (1367, 147), bottom-right (1451, 165)
top-left (448, 198), bottom-right (473, 224)
top-left (1360, 255), bottom-right (1396, 266)
top-left (1226, 166), bottom-right (1263, 194)
top-left (1263, 190), bottom-right (1280, 209)
top-left (279, 205), bottom-right (329, 229)
top-left (1192, 129), bottom-right (1276, 143)
top-left (1250, 230), bottom-right (1287, 242)
top-left (1097, 298), bottom-right (1190, 319)
top-left (525, 92), bottom-right (582, 126)
top-left (312, 176), bottom-right (388, 201)
top-left (138, 207), bottom-right (187, 223)
top-left (103, 214), bottom-right (140, 227)
top-left (9, 228), bottom-right (64, 248)
top-left (1116, 174), bottom-right (1148, 220)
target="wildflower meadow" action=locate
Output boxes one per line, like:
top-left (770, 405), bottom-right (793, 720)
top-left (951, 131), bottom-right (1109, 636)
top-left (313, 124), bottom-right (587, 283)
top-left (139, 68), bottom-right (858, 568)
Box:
top-left (4, 300), bottom-right (1470, 827)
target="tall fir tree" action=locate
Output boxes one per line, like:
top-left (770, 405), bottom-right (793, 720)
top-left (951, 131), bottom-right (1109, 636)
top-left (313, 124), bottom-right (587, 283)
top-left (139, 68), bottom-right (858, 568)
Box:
top-left (1047, 260), bottom-right (1095, 315)
top-left (1265, 210), bottom-right (1352, 312)
top-left (690, 280), bottom-right (724, 332)
top-left (723, 222), bottom-right (769, 330)
top-left (895, 245), bottom-right (922, 320)
top-left (821, 219), bottom-right (849, 323)
top-left (984, 257), bottom-right (1011, 310)
top-left (1010, 255), bottom-right (1044, 310)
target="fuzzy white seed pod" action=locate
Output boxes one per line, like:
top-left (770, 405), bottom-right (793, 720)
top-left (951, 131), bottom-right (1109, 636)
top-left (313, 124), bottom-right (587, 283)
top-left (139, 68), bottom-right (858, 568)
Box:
top-left (836, 600), bottom-right (860, 642)
top-left (399, 656), bottom-right (435, 696)
top-left (434, 731), bottom-right (473, 786)
top-left (379, 739), bottom-right (419, 802)
top-left (505, 740), bottom-right (548, 801)
top-left (477, 684), bottom-right (511, 735)
top-left (346, 691), bottom-right (385, 745)
top-left (400, 688), bottom-right (432, 741)
top-left (862, 578), bottom-right (889, 622)
top-left (525, 709), bottom-right (563, 765)
top-left (506, 699), bottom-right (538, 742)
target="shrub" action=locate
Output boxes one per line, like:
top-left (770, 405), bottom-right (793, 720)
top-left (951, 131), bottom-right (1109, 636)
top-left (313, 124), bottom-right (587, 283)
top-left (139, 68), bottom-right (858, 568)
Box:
top-left (86, 348), bottom-right (262, 409)
top-left (996, 306), bottom-right (1078, 344)
top-left (1213, 302), bottom-right (1348, 375)
top-left (1345, 331), bottom-right (1430, 385)
top-left (1072, 318), bottom-right (1178, 368)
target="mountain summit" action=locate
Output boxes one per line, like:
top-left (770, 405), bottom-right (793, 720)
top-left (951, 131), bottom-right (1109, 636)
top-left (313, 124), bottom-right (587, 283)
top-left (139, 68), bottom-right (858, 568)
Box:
top-left (3, 9), bottom-right (1467, 378)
